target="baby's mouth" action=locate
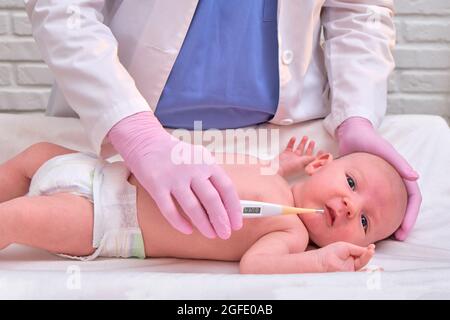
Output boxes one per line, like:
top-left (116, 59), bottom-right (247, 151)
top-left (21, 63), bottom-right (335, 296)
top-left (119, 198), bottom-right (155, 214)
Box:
top-left (325, 205), bottom-right (336, 227)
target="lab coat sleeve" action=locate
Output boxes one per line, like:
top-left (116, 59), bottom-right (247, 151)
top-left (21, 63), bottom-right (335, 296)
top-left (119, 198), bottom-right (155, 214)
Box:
top-left (24, 0), bottom-right (151, 156)
top-left (321, 0), bottom-right (396, 138)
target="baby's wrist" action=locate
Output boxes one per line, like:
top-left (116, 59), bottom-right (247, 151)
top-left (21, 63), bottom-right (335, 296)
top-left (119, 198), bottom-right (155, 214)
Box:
top-left (294, 250), bottom-right (326, 273)
top-left (311, 248), bottom-right (329, 272)
top-left (276, 165), bottom-right (285, 177)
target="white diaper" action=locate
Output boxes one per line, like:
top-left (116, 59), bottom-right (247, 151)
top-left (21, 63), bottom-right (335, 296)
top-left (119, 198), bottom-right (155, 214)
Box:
top-left (27, 152), bottom-right (145, 261)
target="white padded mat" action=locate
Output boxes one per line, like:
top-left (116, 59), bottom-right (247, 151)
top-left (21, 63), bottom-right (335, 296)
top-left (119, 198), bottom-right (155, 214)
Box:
top-left (0, 112), bottom-right (449, 299)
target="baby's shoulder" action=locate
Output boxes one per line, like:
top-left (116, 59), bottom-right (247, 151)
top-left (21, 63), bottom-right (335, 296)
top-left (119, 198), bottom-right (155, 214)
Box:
top-left (285, 216), bottom-right (309, 253)
top-left (265, 215), bottom-right (309, 253)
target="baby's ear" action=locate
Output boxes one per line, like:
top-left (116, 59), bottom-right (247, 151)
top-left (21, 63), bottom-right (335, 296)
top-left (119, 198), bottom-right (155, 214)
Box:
top-left (305, 153), bottom-right (333, 175)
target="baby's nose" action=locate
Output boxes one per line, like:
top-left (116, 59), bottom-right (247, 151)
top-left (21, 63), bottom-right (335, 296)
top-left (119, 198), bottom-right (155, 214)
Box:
top-left (342, 197), bottom-right (360, 219)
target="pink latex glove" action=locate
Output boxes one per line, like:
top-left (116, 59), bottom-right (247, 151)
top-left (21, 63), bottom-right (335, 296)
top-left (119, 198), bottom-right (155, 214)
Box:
top-left (336, 117), bottom-right (422, 241)
top-left (107, 111), bottom-right (243, 239)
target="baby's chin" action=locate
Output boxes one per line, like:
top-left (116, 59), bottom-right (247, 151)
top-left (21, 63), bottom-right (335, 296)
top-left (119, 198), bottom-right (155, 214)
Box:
top-left (297, 212), bottom-right (327, 244)
top-left (305, 225), bottom-right (335, 247)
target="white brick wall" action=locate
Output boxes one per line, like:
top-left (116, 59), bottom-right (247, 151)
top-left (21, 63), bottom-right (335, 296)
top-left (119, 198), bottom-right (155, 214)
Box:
top-left (0, 0), bottom-right (449, 123)
top-left (389, 0), bottom-right (450, 123)
top-left (0, 0), bottom-right (50, 112)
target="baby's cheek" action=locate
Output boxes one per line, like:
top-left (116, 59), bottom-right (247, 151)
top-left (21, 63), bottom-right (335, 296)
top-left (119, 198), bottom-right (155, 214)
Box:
top-left (302, 183), bottom-right (324, 204)
top-left (333, 228), bottom-right (367, 246)
top-left (320, 227), bottom-right (349, 244)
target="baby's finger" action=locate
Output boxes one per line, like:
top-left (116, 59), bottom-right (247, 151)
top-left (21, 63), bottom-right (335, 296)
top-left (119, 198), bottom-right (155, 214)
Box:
top-left (286, 137), bottom-right (296, 151)
top-left (305, 140), bottom-right (315, 156)
top-left (295, 136), bottom-right (308, 155)
top-left (345, 243), bottom-right (370, 256)
top-left (354, 246), bottom-right (375, 270)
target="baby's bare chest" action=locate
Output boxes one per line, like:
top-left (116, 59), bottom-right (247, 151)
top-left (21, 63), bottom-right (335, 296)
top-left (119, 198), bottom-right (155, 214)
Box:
top-left (220, 157), bottom-right (294, 206)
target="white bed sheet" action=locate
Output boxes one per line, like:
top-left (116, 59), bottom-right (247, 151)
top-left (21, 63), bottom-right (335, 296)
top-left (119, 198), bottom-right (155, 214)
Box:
top-left (0, 112), bottom-right (449, 299)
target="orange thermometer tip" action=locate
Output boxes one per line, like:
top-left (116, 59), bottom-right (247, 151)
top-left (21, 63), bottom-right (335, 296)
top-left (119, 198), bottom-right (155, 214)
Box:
top-left (241, 200), bottom-right (324, 218)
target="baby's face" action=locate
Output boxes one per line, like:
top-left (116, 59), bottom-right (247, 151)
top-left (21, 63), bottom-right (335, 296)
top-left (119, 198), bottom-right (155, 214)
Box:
top-left (292, 152), bottom-right (407, 247)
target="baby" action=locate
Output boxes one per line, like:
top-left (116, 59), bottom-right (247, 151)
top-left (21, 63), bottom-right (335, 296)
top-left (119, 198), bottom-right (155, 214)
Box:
top-left (0, 136), bottom-right (407, 273)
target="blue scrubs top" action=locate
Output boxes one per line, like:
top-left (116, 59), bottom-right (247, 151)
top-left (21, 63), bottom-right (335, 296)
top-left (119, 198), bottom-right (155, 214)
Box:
top-left (155, 0), bottom-right (279, 129)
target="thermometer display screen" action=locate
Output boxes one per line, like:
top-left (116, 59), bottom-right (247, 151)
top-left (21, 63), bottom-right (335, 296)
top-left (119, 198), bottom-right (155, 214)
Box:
top-left (243, 207), bottom-right (261, 214)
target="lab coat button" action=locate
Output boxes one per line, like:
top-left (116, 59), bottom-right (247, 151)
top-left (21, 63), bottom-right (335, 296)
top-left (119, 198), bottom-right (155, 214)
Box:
top-left (280, 118), bottom-right (293, 125)
top-left (282, 50), bottom-right (294, 65)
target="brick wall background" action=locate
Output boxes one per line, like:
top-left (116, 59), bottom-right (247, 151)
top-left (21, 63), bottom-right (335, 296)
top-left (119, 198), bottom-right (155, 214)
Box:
top-left (0, 0), bottom-right (449, 123)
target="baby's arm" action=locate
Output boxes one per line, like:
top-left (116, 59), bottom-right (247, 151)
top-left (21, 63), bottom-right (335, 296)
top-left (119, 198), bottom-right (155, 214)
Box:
top-left (239, 230), bottom-right (322, 274)
top-left (239, 230), bottom-right (319, 274)
top-left (240, 230), bottom-right (374, 274)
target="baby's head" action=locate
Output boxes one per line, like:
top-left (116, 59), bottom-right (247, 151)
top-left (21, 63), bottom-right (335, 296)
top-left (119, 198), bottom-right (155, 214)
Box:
top-left (292, 152), bottom-right (407, 247)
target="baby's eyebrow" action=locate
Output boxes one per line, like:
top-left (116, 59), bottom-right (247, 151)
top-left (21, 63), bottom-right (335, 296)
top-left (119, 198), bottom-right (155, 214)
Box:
top-left (368, 208), bottom-right (380, 237)
top-left (353, 167), bottom-right (367, 189)
top-left (366, 193), bottom-right (384, 239)
top-left (352, 167), bottom-right (386, 237)
top-left (354, 168), bottom-right (379, 236)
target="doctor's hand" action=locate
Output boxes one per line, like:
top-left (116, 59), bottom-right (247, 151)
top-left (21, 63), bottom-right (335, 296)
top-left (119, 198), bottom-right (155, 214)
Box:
top-left (108, 111), bottom-right (243, 239)
top-left (336, 117), bottom-right (422, 241)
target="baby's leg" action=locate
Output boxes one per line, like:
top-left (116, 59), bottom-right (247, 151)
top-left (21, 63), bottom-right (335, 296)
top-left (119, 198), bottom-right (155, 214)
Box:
top-left (0, 142), bottom-right (77, 203)
top-left (0, 192), bottom-right (95, 256)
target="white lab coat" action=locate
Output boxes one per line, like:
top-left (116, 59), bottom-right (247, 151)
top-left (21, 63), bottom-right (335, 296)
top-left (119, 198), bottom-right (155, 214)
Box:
top-left (24, 0), bottom-right (395, 157)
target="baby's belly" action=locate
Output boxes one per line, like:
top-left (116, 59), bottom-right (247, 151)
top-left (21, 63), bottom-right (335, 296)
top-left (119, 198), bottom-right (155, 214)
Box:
top-left (128, 154), bottom-right (296, 261)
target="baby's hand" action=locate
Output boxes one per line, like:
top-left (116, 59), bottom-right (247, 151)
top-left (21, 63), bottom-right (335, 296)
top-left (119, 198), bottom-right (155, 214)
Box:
top-left (276, 136), bottom-right (322, 177)
top-left (316, 242), bottom-right (375, 272)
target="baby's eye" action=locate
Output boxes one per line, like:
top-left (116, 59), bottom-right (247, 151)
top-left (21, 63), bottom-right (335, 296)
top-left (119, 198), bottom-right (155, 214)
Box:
top-left (361, 214), bottom-right (369, 233)
top-left (346, 175), bottom-right (356, 191)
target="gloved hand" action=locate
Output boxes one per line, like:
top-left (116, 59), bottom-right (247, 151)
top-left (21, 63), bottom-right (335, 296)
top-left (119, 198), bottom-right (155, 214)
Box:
top-left (336, 117), bottom-right (422, 241)
top-left (108, 111), bottom-right (243, 239)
